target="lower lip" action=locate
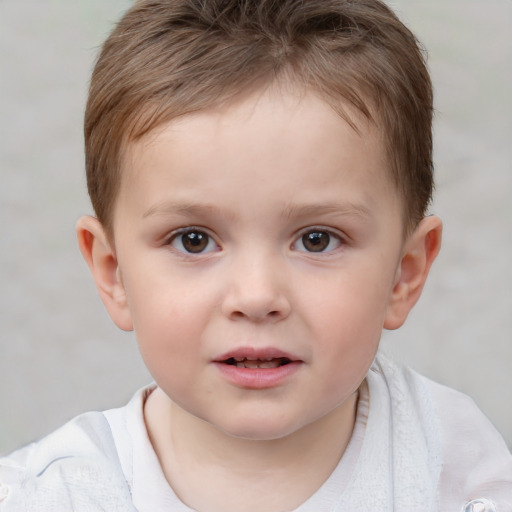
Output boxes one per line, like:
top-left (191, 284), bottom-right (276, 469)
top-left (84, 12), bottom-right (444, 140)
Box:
top-left (214, 361), bottom-right (302, 389)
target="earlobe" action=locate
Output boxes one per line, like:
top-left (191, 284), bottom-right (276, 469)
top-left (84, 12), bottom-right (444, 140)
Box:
top-left (384, 215), bottom-right (442, 330)
top-left (76, 216), bottom-right (133, 331)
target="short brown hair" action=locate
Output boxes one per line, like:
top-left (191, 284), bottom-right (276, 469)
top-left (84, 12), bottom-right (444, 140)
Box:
top-left (85, 0), bottom-right (433, 236)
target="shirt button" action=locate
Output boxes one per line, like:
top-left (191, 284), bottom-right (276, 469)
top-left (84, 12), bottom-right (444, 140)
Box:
top-left (0, 482), bottom-right (9, 501)
top-left (462, 499), bottom-right (497, 512)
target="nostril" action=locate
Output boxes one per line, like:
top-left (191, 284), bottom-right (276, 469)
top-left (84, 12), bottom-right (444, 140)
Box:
top-left (222, 292), bottom-right (291, 322)
top-left (229, 309), bottom-right (282, 320)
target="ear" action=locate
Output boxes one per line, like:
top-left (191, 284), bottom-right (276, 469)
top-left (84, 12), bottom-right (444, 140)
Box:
top-left (76, 216), bottom-right (133, 331)
top-left (384, 215), bottom-right (442, 330)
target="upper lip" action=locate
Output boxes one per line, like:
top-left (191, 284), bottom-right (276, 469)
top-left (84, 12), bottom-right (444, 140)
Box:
top-left (213, 346), bottom-right (301, 363)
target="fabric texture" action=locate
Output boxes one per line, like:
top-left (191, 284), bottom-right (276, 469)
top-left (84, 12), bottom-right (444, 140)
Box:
top-left (1, 354), bottom-right (511, 511)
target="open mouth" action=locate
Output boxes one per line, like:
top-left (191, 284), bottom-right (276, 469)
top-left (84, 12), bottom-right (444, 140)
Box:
top-left (223, 357), bottom-right (292, 369)
top-left (214, 350), bottom-right (301, 387)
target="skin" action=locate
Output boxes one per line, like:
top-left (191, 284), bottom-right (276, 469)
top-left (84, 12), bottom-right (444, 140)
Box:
top-left (77, 85), bottom-right (442, 512)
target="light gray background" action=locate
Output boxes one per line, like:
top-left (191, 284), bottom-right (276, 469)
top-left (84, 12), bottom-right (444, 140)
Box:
top-left (1, 0), bottom-right (511, 454)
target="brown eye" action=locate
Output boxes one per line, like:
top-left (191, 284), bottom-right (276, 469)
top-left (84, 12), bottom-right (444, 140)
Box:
top-left (302, 231), bottom-right (330, 252)
top-left (182, 232), bottom-right (208, 252)
top-left (171, 230), bottom-right (217, 254)
top-left (293, 229), bottom-right (342, 253)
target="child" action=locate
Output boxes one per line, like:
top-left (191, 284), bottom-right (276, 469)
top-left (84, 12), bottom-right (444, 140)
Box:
top-left (1, 0), bottom-right (511, 510)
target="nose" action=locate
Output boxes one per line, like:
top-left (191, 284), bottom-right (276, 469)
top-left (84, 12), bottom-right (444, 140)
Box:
top-left (221, 252), bottom-right (291, 323)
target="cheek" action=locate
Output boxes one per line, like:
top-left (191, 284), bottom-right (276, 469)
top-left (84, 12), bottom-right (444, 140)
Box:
top-left (307, 268), bottom-right (392, 330)
top-left (304, 270), bottom-right (391, 367)
top-left (125, 277), bottom-right (212, 368)
top-left (132, 292), bottom-right (210, 407)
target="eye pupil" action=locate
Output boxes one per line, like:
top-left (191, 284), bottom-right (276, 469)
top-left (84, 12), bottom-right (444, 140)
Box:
top-left (303, 231), bottom-right (330, 252)
top-left (182, 232), bottom-right (208, 253)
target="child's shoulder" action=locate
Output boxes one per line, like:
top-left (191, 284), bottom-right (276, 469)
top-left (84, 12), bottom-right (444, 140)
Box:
top-left (370, 353), bottom-right (512, 510)
top-left (0, 397), bottom-right (139, 511)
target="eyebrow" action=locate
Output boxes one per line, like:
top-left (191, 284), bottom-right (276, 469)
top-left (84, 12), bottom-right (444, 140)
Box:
top-left (142, 200), bottom-right (236, 220)
top-left (282, 202), bottom-right (373, 221)
top-left (142, 199), bottom-right (372, 222)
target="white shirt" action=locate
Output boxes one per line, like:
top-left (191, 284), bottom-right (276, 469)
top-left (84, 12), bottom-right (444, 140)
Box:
top-left (1, 354), bottom-right (511, 511)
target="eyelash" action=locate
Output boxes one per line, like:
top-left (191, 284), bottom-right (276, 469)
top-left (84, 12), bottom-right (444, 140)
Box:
top-left (167, 226), bottom-right (345, 255)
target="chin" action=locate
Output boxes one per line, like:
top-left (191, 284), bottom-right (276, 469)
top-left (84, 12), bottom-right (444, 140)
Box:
top-left (213, 416), bottom-right (305, 442)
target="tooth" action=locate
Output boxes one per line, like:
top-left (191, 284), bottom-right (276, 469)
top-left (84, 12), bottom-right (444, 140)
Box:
top-left (259, 360), bottom-right (279, 369)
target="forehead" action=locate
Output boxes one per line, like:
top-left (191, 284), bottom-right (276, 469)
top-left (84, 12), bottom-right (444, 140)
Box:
top-left (116, 87), bottom-right (399, 229)
top-left (125, 84), bottom-right (383, 166)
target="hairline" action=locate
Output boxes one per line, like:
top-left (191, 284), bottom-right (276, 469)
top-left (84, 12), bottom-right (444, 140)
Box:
top-left (105, 76), bottom-right (413, 246)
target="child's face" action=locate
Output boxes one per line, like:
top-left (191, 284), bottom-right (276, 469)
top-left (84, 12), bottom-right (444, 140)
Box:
top-left (111, 87), bottom-right (406, 440)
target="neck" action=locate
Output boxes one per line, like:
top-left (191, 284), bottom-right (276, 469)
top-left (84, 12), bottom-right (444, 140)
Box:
top-left (144, 388), bottom-right (358, 512)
